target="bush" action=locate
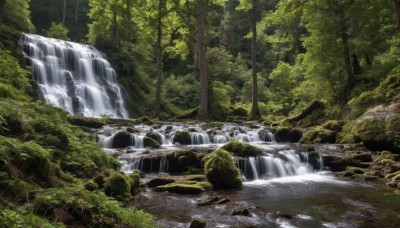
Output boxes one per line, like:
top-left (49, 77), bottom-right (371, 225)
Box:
top-left (104, 172), bottom-right (131, 199)
top-left (203, 149), bottom-right (242, 189)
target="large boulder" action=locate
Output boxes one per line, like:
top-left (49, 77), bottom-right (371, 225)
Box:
top-left (221, 139), bottom-right (262, 157)
top-left (154, 181), bottom-right (212, 195)
top-left (204, 149), bottom-right (242, 189)
top-left (146, 178), bottom-right (175, 188)
top-left (111, 131), bottom-right (132, 148)
top-left (300, 127), bottom-right (336, 143)
top-left (166, 150), bottom-right (202, 173)
top-left (173, 131), bottom-right (191, 145)
top-left (146, 132), bottom-right (162, 144)
top-left (143, 136), bottom-right (161, 148)
top-left (276, 127), bottom-right (303, 143)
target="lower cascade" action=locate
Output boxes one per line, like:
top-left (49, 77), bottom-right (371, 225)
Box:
top-left (20, 34), bottom-right (129, 118)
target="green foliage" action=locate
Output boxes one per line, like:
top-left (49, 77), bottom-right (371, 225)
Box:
top-left (104, 172), bottom-right (131, 199)
top-left (203, 149), bottom-right (242, 189)
top-left (221, 139), bottom-right (262, 157)
top-left (46, 22), bottom-right (69, 40)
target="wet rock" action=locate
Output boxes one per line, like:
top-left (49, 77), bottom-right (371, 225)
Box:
top-left (190, 219), bottom-right (206, 228)
top-left (166, 150), bottom-right (202, 173)
top-left (344, 167), bottom-right (365, 177)
top-left (349, 151), bottom-right (373, 162)
top-left (274, 211), bottom-right (294, 219)
top-left (154, 181), bottom-right (212, 195)
top-left (111, 131), bottom-right (132, 148)
top-left (232, 208), bottom-right (251, 217)
top-left (221, 139), bottom-right (262, 157)
top-left (145, 132), bottom-right (162, 144)
top-left (173, 131), bottom-right (191, 145)
top-left (204, 149), bottom-right (242, 189)
top-left (146, 178), bottom-right (175, 188)
top-left (143, 136), bottom-right (161, 148)
top-left (276, 127), bottom-right (303, 143)
top-left (197, 196), bottom-right (219, 206)
top-left (126, 127), bottom-right (140, 134)
top-left (216, 198), bottom-right (230, 204)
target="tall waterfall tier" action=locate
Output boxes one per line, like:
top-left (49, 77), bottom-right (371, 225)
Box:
top-left (20, 34), bottom-right (129, 118)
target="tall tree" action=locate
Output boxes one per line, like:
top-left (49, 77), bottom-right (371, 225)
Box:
top-left (154, 0), bottom-right (164, 118)
top-left (396, 0), bottom-right (400, 31)
top-left (196, 0), bottom-right (209, 119)
top-left (249, 0), bottom-right (261, 119)
top-left (0, 0), bottom-right (5, 36)
top-left (63, 0), bottom-right (67, 25)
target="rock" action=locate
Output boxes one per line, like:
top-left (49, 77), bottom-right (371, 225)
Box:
top-left (190, 219), bottom-right (206, 228)
top-left (146, 132), bottom-right (162, 144)
top-left (104, 172), bottom-right (131, 199)
top-left (146, 178), bottom-right (175, 188)
top-left (197, 196), bottom-right (219, 206)
top-left (143, 136), bottom-right (161, 148)
top-left (173, 131), bottom-right (191, 145)
top-left (204, 149), bottom-right (242, 189)
top-left (348, 151), bottom-right (373, 162)
top-left (274, 212), bottom-right (294, 219)
top-left (231, 107), bottom-right (248, 117)
top-left (216, 198), bottom-right (230, 204)
top-left (66, 115), bottom-right (105, 128)
top-left (232, 209), bottom-right (251, 217)
top-left (344, 167), bottom-right (365, 177)
top-left (276, 127), bottom-right (303, 142)
top-left (111, 131), bottom-right (132, 148)
top-left (221, 139), bottom-right (262, 157)
top-left (154, 181), bottom-right (212, 195)
top-left (322, 120), bottom-right (343, 132)
top-left (300, 127), bottom-right (336, 143)
top-left (126, 127), bottom-right (140, 134)
top-left (166, 150), bottom-right (202, 173)
top-left (322, 155), bottom-right (353, 172)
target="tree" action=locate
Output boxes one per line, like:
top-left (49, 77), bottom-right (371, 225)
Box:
top-left (63, 0), bottom-right (67, 25)
top-left (0, 0), bottom-right (5, 36)
top-left (46, 22), bottom-right (69, 40)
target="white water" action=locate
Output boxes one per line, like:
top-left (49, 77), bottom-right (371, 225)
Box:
top-left (20, 34), bottom-right (128, 118)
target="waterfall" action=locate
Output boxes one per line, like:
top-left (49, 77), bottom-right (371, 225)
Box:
top-left (189, 132), bottom-right (210, 145)
top-left (235, 150), bottom-right (315, 181)
top-left (20, 34), bottom-right (128, 118)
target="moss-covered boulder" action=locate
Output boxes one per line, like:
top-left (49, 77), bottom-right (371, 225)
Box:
top-left (276, 127), bottom-right (303, 142)
top-left (300, 127), bottom-right (336, 143)
top-left (154, 181), bottom-right (212, 195)
top-left (352, 118), bottom-right (392, 151)
top-left (221, 139), bottom-right (262, 157)
top-left (126, 127), bottom-right (140, 134)
top-left (66, 115), bottom-right (105, 128)
top-left (204, 149), bottom-right (242, 189)
top-left (111, 131), bottom-right (132, 148)
top-left (173, 131), bottom-right (191, 145)
top-left (344, 167), bottom-right (365, 177)
top-left (231, 107), bottom-right (248, 117)
top-left (143, 136), bottom-right (161, 148)
top-left (146, 132), bottom-right (162, 144)
top-left (104, 172), bottom-right (131, 199)
top-left (146, 178), bottom-right (175, 188)
top-left (166, 150), bottom-right (202, 173)
top-left (322, 120), bottom-right (343, 132)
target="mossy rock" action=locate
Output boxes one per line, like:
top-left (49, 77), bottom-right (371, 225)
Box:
top-left (135, 116), bottom-right (153, 125)
top-left (146, 178), bottom-right (175, 188)
top-left (204, 149), bottom-right (242, 189)
top-left (66, 115), bottom-right (105, 128)
top-left (190, 219), bottom-right (206, 228)
top-left (111, 131), bottom-right (132, 148)
top-left (386, 115), bottom-right (400, 151)
top-left (143, 136), bottom-right (161, 148)
top-left (276, 127), bottom-right (303, 142)
top-left (126, 127), bottom-right (140, 134)
top-left (231, 107), bottom-right (248, 117)
top-left (145, 132), bottom-right (162, 144)
top-left (300, 127), bottom-right (336, 143)
top-left (308, 151), bottom-right (320, 167)
top-left (197, 196), bottom-right (219, 206)
top-left (344, 167), bottom-right (365, 177)
top-left (166, 150), bottom-right (202, 173)
top-left (104, 172), bottom-right (131, 199)
top-left (322, 120), bottom-right (343, 132)
top-left (173, 131), bottom-right (191, 145)
top-left (221, 139), bottom-right (262, 157)
top-left (347, 151), bottom-right (373, 162)
top-left (154, 181), bottom-right (212, 195)
top-left (201, 122), bottom-right (224, 129)
top-left (352, 118), bottom-right (392, 151)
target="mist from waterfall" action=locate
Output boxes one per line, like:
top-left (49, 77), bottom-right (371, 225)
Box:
top-left (20, 34), bottom-right (129, 118)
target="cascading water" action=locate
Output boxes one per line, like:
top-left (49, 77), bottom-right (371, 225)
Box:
top-left (20, 34), bottom-right (128, 118)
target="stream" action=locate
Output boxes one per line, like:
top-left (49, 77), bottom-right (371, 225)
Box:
top-left (97, 123), bottom-right (400, 227)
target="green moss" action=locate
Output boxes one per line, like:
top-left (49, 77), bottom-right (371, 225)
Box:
top-left (337, 121), bottom-right (355, 143)
top-left (344, 167), bottom-right (365, 177)
top-left (66, 115), bottom-right (105, 128)
top-left (221, 139), bottom-right (262, 157)
top-left (104, 172), bottom-right (131, 199)
top-left (300, 127), bottom-right (336, 143)
top-left (275, 127), bottom-right (303, 142)
top-left (166, 150), bottom-right (202, 173)
top-left (197, 196), bottom-right (219, 206)
top-left (173, 131), bottom-right (191, 145)
top-left (154, 181), bottom-right (212, 194)
top-left (352, 118), bottom-right (389, 151)
top-left (143, 136), bottom-right (161, 148)
top-left (145, 132), bottom-right (162, 144)
top-left (84, 180), bottom-right (98, 191)
top-left (386, 114), bottom-right (400, 151)
top-left (204, 149), bottom-right (242, 189)
top-left (201, 122), bottom-right (224, 129)
top-left (322, 120), bottom-right (343, 132)
top-left (231, 107), bottom-right (248, 117)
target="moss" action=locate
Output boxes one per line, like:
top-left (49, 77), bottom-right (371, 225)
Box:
top-left (111, 131), bottom-right (132, 148)
top-left (322, 120), bottom-right (343, 132)
top-left (338, 121), bottom-right (355, 143)
top-left (231, 107), bottom-right (248, 117)
top-left (154, 181), bottom-right (212, 195)
top-left (126, 127), bottom-right (140, 134)
top-left (197, 196), bottom-right (219, 206)
top-left (201, 122), bottom-right (224, 129)
top-left (385, 171), bottom-right (400, 179)
top-left (386, 114), bottom-right (400, 151)
top-left (145, 132), bottom-right (162, 144)
top-left (276, 127), bottom-right (303, 142)
top-left (30, 118), bottom-right (69, 150)
top-left (166, 150), bottom-right (202, 173)
top-left (352, 118), bottom-right (389, 151)
top-left (300, 127), bottom-right (336, 143)
top-left (66, 115), bottom-right (105, 128)
top-left (84, 180), bottom-right (98, 191)
top-left (104, 172), bottom-right (131, 199)
top-left (221, 139), bottom-right (262, 157)
top-left (172, 131), bottom-right (191, 145)
top-left (143, 136), bottom-right (161, 148)
top-left (204, 149), bottom-right (242, 189)
top-left (344, 167), bottom-right (365, 177)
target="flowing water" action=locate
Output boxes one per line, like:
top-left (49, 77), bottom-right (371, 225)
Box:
top-left (20, 34), bottom-right (128, 118)
top-left (96, 122), bottom-right (400, 227)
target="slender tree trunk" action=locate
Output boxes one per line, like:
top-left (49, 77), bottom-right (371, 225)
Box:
top-left (75, 0), bottom-right (78, 23)
top-left (249, 0), bottom-right (261, 120)
top-left (351, 54), bottom-right (362, 75)
top-left (154, 0), bottom-right (163, 118)
top-left (339, 7), bottom-right (354, 102)
top-left (0, 0), bottom-right (6, 37)
top-left (365, 54), bottom-right (372, 66)
top-left (63, 0), bottom-right (67, 25)
top-left (395, 0), bottom-right (400, 30)
top-left (196, 0), bottom-right (209, 119)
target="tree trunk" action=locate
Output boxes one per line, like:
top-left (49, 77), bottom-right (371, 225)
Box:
top-left (154, 0), bottom-right (163, 118)
top-left (196, 0), bottom-right (209, 120)
top-left (63, 0), bottom-right (67, 25)
top-left (75, 0), bottom-right (78, 23)
top-left (365, 54), bottom-right (372, 66)
top-left (395, 0), bottom-right (400, 30)
top-left (249, 0), bottom-right (261, 120)
top-left (0, 0), bottom-right (6, 37)
top-left (339, 7), bottom-right (354, 102)
top-left (351, 54), bottom-right (362, 75)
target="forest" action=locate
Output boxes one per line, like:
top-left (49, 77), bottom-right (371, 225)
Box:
top-left (1, 0), bottom-right (400, 227)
